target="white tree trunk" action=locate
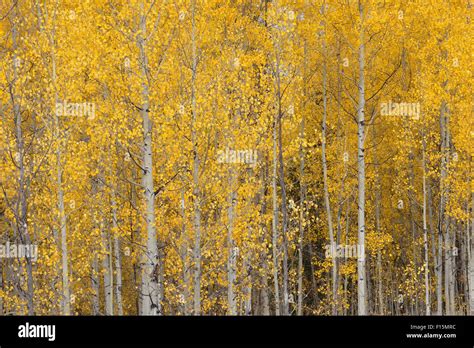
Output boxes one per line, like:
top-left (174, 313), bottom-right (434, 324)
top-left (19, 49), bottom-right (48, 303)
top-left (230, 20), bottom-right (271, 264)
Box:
top-left (243, 239), bottom-right (252, 315)
top-left (297, 41), bottom-right (308, 316)
top-left (259, 168), bottom-right (270, 316)
top-left (49, 25), bottom-right (71, 315)
top-left (227, 171), bottom-right (237, 315)
top-left (102, 228), bottom-right (113, 315)
top-left (138, 2), bottom-right (160, 315)
top-left (422, 133), bottom-right (431, 315)
top-left (297, 117), bottom-right (305, 316)
top-left (321, 29), bottom-right (337, 314)
top-left (444, 224), bottom-right (452, 314)
top-left (243, 197), bottom-right (254, 315)
top-left (191, 0), bottom-right (202, 315)
top-left (272, 124), bottom-right (280, 315)
top-left (180, 189), bottom-right (191, 314)
top-left (371, 123), bottom-right (383, 315)
top-left (91, 256), bottom-right (100, 315)
top-left (437, 224), bottom-right (443, 315)
top-left (271, 0), bottom-right (289, 315)
top-left (439, 101), bottom-right (449, 315)
top-left (109, 171), bottom-right (123, 315)
top-left (449, 225), bottom-right (456, 313)
top-left (468, 193), bottom-right (474, 315)
top-left (356, 2), bottom-right (367, 315)
top-left (11, 6), bottom-right (34, 314)
top-left (112, 212), bottom-right (123, 315)
top-left (0, 264), bottom-right (3, 314)
top-left (58, 153), bottom-right (70, 315)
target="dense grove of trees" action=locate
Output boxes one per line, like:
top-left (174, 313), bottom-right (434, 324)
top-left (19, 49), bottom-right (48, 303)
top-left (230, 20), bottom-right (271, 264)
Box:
top-left (0, 0), bottom-right (472, 315)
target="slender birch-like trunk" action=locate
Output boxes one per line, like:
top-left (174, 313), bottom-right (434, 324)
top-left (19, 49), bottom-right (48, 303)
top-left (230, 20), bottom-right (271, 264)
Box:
top-left (276, 63), bottom-right (290, 317)
top-left (180, 189), bottom-right (191, 314)
top-left (57, 145), bottom-right (70, 316)
top-left (422, 130), bottom-right (431, 315)
top-left (272, 123), bottom-right (280, 315)
top-left (259, 166), bottom-right (270, 316)
top-left (0, 263), bottom-right (3, 314)
top-left (113, 236), bottom-right (123, 315)
top-left (428, 180), bottom-right (439, 313)
top-left (112, 191), bottom-right (123, 315)
top-left (297, 111), bottom-right (305, 316)
top-left (102, 227), bottom-right (113, 315)
top-left (91, 256), bottom-right (100, 315)
top-left (297, 41), bottom-right (308, 316)
top-left (449, 224), bottom-right (456, 313)
top-left (445, 112), bottom-right (456, 314)
top-left (371, 120), bottom-right (383, 315)
top-left (439, 101), bottom-right (449, 315)
top-left (191, 0), bottom-right (202, 315)
top-left (437, 222), bottom-right (443, 315)
top-left (46, 12), bottom-right (71, 315)
top-left (468, 192), bottom-right (474, 314)
top-left (276, 47), bottom-right (289, 317)
top-left (270, 0), bottom-right (290, 315)
top-left (435, 117), bottom-right (443, 314)
top-left (227, 170), bottom-right (237, 315)
top-left (321, 22), bottom-right (337, 314)
top-left (356, 2), bottom-right (367, 315)
top-left (244, 208), bottom-right (253, 316)
top-left (444, 222), bottom-right (452, 314)
top-left (137, 2), bottom-right (160, 315)
top-left (10, 4), bottom-right (34, 314)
